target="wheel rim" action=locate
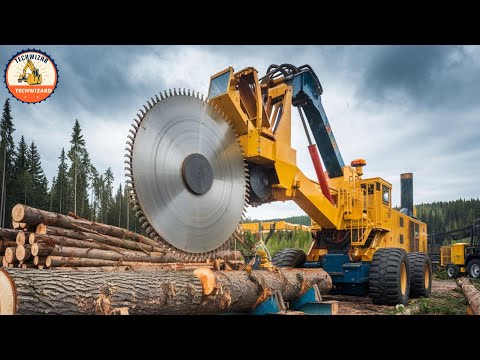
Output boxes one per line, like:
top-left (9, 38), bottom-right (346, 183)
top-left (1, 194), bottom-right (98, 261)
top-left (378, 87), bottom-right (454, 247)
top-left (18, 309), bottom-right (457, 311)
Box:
top-left (447, 266), bottom-right (454, 277)
top-left (472, 263), bottom-right (480, 278)
top-left (424, 263), bottom-right (430, 289)
top-left (400, 262), bottom-right (407, 295)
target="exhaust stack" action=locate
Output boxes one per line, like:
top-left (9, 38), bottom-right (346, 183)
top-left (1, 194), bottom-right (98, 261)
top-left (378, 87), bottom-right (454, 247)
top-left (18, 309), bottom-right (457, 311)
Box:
top-left (400, 173), bottom-right (413, 217)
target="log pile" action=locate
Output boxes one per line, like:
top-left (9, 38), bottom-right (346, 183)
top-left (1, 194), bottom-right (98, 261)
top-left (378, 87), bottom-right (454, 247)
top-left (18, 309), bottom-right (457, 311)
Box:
top-left (0, 203), bottom-right (333, 315)
top-left (1, 204), bottom-right (241, 270)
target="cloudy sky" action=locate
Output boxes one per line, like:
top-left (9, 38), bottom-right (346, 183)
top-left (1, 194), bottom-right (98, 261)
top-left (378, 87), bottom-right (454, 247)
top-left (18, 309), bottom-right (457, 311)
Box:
top-left (1, 45), bottom-right (479, 220)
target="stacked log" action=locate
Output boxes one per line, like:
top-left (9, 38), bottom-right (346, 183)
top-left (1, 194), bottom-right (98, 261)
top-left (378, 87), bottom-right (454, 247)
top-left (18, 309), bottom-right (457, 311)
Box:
top-left (0, 204), bottom-right (241, 270)
top-left (0, 204), bottom-right (335, 315)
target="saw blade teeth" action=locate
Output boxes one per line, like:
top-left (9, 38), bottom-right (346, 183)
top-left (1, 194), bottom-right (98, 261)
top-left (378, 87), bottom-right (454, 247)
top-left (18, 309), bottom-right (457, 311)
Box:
top-left (147, 100), bottom-right (153, 108)
top-left (125, 154), bottom-right (133, 161)
top-left (128, 129), bottom-right (136, 136)
top-left (132, 205), bottom-right (140, 211)
top-left (181, 88), bottom-right (185, 95)
top-left (164, 90), bottom-right (169, 98)
top-left (126, 140), bottom-right (134, 147)
top-left (187, 89), bottom-right (191, 96)
top-left (125, 173), bottom-right (133, 178)
top-left (124, 160), bottom-right (132, 166)
top-left (124, 166), bottom-right (132, 172)
top-left (151, 97), bottom-right (156, 105)
top-left (173, 88), bottom-right (177, 96)
top-left (124, 147), bottom-right (132, 154)
top-left (155, 94), bottom-right (160, 102)
top-left (133, 118), bottom-right (140, 126)
top-left (135, 211), bottom-right (143, 217)
top-left (136, 113), bottom-right (143, 122)
top-left (131, 123), bottom-right (138, 131)
top-left (127, 135), bottom-right (135, 143)
top-left (139, 109), bottom-right (146, 117)
top-left (159, 92), bottom-right (164, 100)
top-left (143, 104), bottom-right (149, 112)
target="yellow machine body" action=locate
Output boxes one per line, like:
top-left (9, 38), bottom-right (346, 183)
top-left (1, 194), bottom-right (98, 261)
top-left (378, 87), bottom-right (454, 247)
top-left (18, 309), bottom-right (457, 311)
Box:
top-left (208, 66), bottom-right (427, 262)
top-left (440, 242), bottom-right (468, 271)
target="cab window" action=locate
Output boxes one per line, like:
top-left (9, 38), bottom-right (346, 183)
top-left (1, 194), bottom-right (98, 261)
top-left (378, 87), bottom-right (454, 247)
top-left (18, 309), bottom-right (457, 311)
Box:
top-left (382, 185), bottom-right (390, 205)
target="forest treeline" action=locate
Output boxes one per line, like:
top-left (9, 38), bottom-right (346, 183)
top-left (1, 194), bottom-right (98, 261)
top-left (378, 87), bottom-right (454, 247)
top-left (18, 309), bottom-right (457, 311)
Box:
top-left (247, 202), bottom-right (480, 235)
top-left (0, 99), bottom-right (140, 231)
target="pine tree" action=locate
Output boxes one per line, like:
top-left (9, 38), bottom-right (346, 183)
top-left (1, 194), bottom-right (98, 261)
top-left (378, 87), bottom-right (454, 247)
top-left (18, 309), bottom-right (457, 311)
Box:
top-left (11, 136), bottom-right (30, 205)
top-left (67, 120), bottom-right (91, 217)
top-left (52, 148), bottom-right (69, 214)
top-left (0, 99), bottom-right (15, 226)
top-left (101, 167), bottom-right (114, 223)
top-left (27, 141), bottom-right (48, 208)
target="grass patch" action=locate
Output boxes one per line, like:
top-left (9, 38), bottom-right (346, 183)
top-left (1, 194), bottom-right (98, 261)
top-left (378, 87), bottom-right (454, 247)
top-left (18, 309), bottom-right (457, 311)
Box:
top-left (407, 287), bottom-right (467, 315)
top-left (433, 269), bottom-right (450, 280)
top-left (237, 230), bottom-right (311, 258)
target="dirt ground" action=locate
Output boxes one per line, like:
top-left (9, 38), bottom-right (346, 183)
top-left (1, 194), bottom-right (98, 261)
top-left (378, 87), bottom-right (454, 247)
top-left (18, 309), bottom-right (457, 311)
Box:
top-left (322, 279), bottom-right (465, 315)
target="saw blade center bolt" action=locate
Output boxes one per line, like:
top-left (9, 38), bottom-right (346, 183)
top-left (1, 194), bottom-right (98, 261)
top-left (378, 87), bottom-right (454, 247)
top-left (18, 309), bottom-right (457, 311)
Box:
top-left (182, 153), bottom-right (214, 195)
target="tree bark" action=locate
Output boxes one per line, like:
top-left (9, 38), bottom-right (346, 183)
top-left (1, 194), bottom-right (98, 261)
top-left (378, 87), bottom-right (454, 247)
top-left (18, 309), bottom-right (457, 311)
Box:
top-left (33, 244), bottom-right (178, 263)
top-left (0, 267), bottom-right (331, 315)
top-left (194, 268), bottom-right (332, 314)
top-left (0, 240), bottom-right (17, 253)
top-left (12, 204), bottom-right (157, 247)
top-left (33, 226), bottom-right (165, 253)
top-left (0, 268), bottom-right (204, 315)
top-left (0, 228), bottom-right (19, 241)
top-left (457, 277), bottom-right (480, 315)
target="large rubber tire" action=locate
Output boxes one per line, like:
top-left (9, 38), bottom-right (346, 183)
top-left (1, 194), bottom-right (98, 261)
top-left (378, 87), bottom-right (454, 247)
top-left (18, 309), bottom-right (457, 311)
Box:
top-left (407, 252), bottom-right (432, 298)
top-left (446, 264), bottom-right (460, 279)
top-left (271, 248), bottom-right (306, 268)
top-left (369, 248), bottom-right (410, 305)
top-left (467, 259), bottom-right (480, 279)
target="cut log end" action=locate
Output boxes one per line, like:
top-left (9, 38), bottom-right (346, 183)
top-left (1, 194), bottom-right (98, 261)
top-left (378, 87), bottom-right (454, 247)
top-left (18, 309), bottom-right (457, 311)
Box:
top-left (16, 245), bottom-right (31, 262)
top-left (5, 248), bottom-right (16, 264)
top-left (16, 232), bottom-right (26, 245)
top-left (11, 204), bottom-right (25, 223)
top-left (194, 267), bottom-right (216, 296)
top-left (0, 269), bottom-right (16, 314)
top-left (36, 224), bottom-right (46, 235)
top-left (31, 243), bottom-right (39, 257)
top-left (28, 233), bottom-right (35, 245)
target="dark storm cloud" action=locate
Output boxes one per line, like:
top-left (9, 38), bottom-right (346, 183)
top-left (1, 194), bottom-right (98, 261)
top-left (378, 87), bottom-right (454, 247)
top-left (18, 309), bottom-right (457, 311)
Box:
top-left (359, 45), bottom-right (480, 110)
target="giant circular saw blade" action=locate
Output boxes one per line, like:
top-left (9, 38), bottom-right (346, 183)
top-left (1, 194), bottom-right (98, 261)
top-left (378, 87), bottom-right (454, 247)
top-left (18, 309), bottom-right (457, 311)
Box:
top-left (125, 89), bottom-right (247, 257)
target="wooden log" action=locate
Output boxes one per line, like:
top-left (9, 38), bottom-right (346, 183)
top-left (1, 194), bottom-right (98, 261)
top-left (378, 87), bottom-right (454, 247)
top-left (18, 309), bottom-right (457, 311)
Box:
top-left (0, 240), bottom-right (17, 253)
top-left (0, 268), bottom-right (204, 314)
top-left (2, 257), bottom-right (8, 267)
top-left (12, 204), bottom-right (158, 247)
top-left (46, 256), bottom-right (120, 267)
top-left (31, 227), bottom-right (165, 253)
top-left (4, 247), bottom-right (17, 264)
top-left (457, 277), bottom-right (480, 315)
top-left (194, 268), bottom-right (332, 314)
top-left (36, 223), bottom-right (46, 234)
top-left (33, 256), bottom-right (47, 266)
top-left (0, 228), bottom-right (20, 241)
top-left (16, 232), bottom-right (28, 245)
top-left (15, 245), bottom-right (31, 262)
top-left (33, 244), bottom-right (177, 263)
top-left (0, 267), bottom-right (332, 314)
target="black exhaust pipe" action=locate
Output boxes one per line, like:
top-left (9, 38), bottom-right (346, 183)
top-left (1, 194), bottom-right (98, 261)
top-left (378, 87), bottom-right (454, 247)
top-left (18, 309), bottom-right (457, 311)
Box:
top-left (400, 173), bottom-right (413, 217)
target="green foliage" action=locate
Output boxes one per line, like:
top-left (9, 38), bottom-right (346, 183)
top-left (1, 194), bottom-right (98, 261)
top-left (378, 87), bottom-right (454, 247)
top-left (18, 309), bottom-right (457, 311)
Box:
top-left (236, 229), bottom-right (311, 258)
top-left (245, 215), bottom-right (311, 226)
top-left (416, 198), bottom-right (480, 234)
